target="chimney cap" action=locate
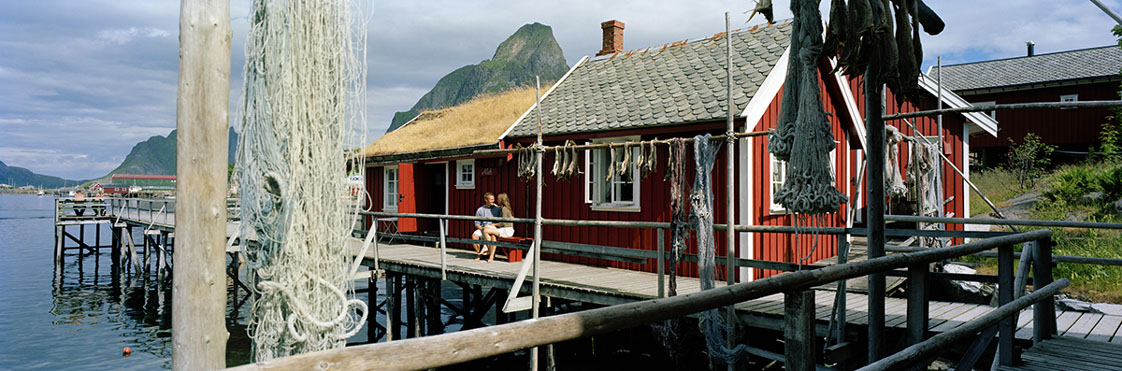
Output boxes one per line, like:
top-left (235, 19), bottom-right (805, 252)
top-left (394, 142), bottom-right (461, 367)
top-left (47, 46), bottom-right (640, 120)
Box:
top-left (597, 19), bottom-right (625, 57)
top-left (601, 20), bottom-right (625, 28)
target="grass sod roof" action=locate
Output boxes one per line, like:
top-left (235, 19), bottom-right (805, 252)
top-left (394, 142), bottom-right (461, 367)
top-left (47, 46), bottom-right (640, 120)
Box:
top-left (363, 85), bottom-right (548, 158)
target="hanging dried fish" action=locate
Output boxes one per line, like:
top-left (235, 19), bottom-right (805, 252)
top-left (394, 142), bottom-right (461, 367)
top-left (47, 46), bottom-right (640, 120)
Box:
top-left (618, 143), bottom-right (632, 180)
top-left (837, 0), bottom-right (873, 76)
top-left (892, 0), bottom-right (919, 104)
top-left (605, 146), bottom-right (616, 182)
top-left (746, 0), bottom-right (775, 24)
top-left (565, 140), bottom-right (581, 176)
top-left (643, 139), bottom-right (658, 178)
top-left (823, 0), bottom-right (848, 59)
top-left (551, 145), bottom-right (562, 177)
top-left (516, 144), bottom-right (536, 181)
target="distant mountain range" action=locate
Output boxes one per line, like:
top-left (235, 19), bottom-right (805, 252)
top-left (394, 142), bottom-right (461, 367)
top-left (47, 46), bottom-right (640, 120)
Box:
top-left (387, 22), bottom-right (569, 132)
top-left (87, 128), bottom-right (238, 185)
top-left (102, 128), bottom-right (238, 177)
top-left (1, 128), bottom-right (238, 189)
top-left (0, 160), bottom-right (79, 189)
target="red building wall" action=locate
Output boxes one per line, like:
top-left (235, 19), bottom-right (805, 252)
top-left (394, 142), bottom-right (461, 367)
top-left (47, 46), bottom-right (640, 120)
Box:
top-left (963, 82), bottom-right (1119, 148)
top-left (747, 73), bottom-right (852, 279)
top-left (847, 76), bottom-right (969, 243)
top-left (364, 71), bottom-right (977, 282)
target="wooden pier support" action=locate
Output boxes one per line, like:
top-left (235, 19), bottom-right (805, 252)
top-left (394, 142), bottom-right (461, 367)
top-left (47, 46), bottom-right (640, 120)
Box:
top-left (784, 290), bottom-right (815, 371)
top-left (906, 263), bottom-right (929, 346)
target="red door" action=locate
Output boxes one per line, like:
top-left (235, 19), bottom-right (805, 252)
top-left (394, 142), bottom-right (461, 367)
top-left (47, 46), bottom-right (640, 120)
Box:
top-left (397, 163), bottom-right (417, 232)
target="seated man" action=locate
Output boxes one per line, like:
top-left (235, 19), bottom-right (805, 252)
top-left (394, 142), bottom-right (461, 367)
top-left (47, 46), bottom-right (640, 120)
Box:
top-left (471, 192), bottom-right (499, 261)
top-left (73, 191), bottom-right (87, 216)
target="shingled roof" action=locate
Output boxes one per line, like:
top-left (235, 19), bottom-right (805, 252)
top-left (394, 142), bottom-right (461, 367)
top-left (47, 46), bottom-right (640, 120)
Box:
top-left (928, 46), bottom-right (1122, 93)
top-left (505, 21), bottom-right (792, 138)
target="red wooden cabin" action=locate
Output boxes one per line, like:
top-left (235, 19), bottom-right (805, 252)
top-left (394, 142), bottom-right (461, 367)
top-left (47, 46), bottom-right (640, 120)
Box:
top-left (929, 45), bottom-right (1122, 162)
top-left (364, 20), bottom-right (998, 282)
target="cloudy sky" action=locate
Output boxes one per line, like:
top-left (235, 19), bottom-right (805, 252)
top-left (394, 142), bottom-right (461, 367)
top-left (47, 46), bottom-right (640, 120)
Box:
top-left (1, 0), bottom-right (1119, 180)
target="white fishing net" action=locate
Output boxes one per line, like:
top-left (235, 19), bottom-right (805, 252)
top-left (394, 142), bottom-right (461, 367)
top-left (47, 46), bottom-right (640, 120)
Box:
top-left (235, 0), bottom-right (369, 361)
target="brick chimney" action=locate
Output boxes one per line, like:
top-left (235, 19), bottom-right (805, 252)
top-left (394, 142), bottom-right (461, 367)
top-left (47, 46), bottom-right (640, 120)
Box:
top-left (596, 20), bottom-right (625, 56)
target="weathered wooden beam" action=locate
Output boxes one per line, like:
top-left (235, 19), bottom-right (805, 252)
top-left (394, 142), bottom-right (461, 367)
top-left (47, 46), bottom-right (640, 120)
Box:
top-left (906, 263), bottom-right (928, 346)
top-left (229, 230), bottom-right (1052, 371)
top-left (857, 278), bottom-right (1069, 371)
top-left (865, 64), bottom-right (887, 363)
top-left (1032, 238), bottom-right (1057, 344)
top-left (171, 0), bottom-right (231, 369)
top-left (998, 245), bottom-right (1015, 366)
top-left (784, 290), bottom-right (815, 371)
top-left (954, 324), bottom-right (998, 371)
top-left (882, 100), bottom-right (1122, 120)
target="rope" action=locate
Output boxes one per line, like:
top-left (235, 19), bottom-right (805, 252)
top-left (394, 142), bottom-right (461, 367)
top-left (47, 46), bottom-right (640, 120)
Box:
top-left (236, 0), bottom-right (368, 361)
top-left (691, 134), bottom-right (747, 363)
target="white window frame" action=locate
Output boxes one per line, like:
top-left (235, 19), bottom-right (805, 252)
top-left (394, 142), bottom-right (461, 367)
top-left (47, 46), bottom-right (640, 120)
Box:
top-left (770, 146), bottom-right (837, 214)
top-left (584, 136), bottom-right (641, 212)
top-left (1060, 94), bottom-right (1078, 109)
top-left (383, 166), bottom-right (398, 211)
top-left (455, 159), bottom-right (475, 189)
top-left (769, 153), bottom-right (788, 213)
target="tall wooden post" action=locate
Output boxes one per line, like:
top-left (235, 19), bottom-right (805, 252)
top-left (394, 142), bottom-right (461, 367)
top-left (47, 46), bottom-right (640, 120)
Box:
top-left (723, 13), bottom-right (738, 371)
top-left (531, 76), bottom-right (545, 371)
top-left (172, 1), bottom-right (231, 369)
top-left (865, 69), bottom-right (886, 363)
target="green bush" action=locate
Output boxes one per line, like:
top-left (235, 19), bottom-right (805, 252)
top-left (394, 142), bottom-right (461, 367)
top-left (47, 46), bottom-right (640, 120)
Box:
top-left (1006, 133), bottom-right (1055, 190)
top-left (1043, 167), bottom-right (1102, 205)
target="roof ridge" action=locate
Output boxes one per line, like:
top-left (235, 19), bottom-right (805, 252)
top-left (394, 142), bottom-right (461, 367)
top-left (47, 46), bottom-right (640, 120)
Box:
top-left (589, 19), bottom-right (792, 62)
top-left (936, 45), bottom-right (1120, 69)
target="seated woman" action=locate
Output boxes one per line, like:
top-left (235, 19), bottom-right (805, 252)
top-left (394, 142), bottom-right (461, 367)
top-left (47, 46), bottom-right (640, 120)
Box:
top-left (482, 193), bottom-right (515, 262)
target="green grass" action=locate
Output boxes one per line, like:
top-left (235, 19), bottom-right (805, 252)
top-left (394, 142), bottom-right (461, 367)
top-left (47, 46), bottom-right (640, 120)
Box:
top-left (958, 162), bottom-right (1122, 303)
top-left (968, 167), bottom-right (1023, 216)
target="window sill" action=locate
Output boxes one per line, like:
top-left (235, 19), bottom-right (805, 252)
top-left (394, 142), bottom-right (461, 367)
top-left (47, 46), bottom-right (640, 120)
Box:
top-left (590, 204), bottom-right (641, 213)
top-left (769, 207), bottom-right (790, 215)
top-left (383, 206), bottom-right (398, 212)
top-left (454, 184), bottom-right (475, 190)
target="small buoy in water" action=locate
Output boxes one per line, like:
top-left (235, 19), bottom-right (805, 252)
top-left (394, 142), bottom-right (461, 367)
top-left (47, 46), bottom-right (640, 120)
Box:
top-left (122, 347), bottom-right (132, 357)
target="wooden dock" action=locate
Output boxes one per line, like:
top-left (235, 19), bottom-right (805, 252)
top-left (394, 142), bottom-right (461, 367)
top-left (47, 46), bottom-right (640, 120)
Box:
top-left (999, 336), bottom-right (1122, 371)
top-left (356, 241), bottom-right (1122, 342)
top-left (102, 200), bottom-right (1122, 368)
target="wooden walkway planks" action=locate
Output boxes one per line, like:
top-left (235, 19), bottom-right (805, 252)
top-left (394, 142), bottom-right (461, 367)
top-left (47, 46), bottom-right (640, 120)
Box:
top-left (110, 209), bottom-right (1122, 346)
top-left (998, 336), bottom-right (1122, 371)
top-left (359, 241), bottom-right (1116, 340)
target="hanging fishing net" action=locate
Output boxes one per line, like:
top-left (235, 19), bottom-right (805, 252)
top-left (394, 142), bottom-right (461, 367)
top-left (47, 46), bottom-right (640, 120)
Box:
top-left (691, 134), bottom-right (749, 363)
top-left (236, 0), bottom-right (369, 361)
top-left (769, 0), bottom-right (849, 215)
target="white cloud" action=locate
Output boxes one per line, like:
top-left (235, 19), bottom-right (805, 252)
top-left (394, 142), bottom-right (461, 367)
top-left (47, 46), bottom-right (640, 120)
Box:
top-left (1, 0), bottom-right (1121, 180)
top-left (97, 27), bottom-right (171, 45)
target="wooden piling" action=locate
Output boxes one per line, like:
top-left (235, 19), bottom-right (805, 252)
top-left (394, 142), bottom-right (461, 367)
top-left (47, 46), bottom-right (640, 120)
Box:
top-left (171, 0), bottom-right (231, 368)
top-left (906, 263), bottom-right (928, 346)
top-left (784, 290), bottom-right (815, 371)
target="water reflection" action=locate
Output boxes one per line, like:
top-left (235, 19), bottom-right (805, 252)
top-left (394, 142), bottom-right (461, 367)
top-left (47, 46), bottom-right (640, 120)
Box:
top-left (44, 225), bottom-right (253, 368)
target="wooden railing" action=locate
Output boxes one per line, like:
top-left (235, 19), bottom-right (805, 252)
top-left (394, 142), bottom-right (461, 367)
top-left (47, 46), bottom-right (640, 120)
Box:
top-left (105, 197), bottom-right (240, 226)
top-left (54, 198), bottom-right (109, 222)
top-left (230, 229), bottom-right (1059, 370)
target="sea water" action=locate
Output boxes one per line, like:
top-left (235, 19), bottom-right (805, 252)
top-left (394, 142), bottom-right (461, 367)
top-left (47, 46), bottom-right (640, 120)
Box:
top-left (0, 193), bottom-right (430, 369)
